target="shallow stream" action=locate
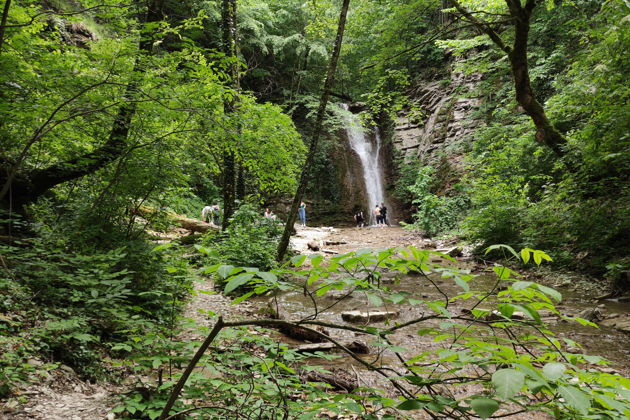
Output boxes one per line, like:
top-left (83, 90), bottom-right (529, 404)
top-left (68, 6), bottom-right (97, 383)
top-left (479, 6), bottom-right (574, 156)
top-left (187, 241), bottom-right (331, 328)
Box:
top-left (261, 247), bottom-right (630, 380)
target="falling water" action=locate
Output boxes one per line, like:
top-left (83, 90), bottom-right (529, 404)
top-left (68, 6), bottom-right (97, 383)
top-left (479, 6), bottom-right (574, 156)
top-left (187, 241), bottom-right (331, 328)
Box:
top-left (341, 104), bottom-right (387, 225)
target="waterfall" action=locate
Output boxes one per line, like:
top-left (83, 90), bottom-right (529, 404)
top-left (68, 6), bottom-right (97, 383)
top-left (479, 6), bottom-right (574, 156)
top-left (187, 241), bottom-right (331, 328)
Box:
top-left (341, 104), bottom-right (387, 225)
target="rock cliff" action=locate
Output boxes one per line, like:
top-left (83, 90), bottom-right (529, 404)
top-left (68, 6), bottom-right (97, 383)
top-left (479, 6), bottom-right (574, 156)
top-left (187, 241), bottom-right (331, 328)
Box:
top-left (393, 69), bottom-right (483, 167)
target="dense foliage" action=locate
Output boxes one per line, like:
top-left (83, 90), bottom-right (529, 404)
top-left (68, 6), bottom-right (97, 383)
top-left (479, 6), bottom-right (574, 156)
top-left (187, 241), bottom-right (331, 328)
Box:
top-left (1, 0), bottom-right (628, 418)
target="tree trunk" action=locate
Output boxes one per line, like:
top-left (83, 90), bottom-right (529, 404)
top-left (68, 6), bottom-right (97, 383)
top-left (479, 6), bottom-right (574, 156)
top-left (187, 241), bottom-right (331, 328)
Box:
top-left (450, 0), bottom-right (569, 159)
top-left (276, 0), bottom-right (351, 261)
top-left (221, 151), bottom-right (236, 230)
top-left (506, 0), bottom-right (567, 157)
top-left (0, 0), bottom-right (12, 54)
top-left (236, 163), bottom-right (245, 200)
top-left (220, 0), bottom-right (238, 229)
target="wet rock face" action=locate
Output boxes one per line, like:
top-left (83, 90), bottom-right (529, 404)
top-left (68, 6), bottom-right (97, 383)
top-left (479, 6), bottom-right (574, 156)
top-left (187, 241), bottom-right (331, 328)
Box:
top-left (392, 64), bottom-right (484, 167)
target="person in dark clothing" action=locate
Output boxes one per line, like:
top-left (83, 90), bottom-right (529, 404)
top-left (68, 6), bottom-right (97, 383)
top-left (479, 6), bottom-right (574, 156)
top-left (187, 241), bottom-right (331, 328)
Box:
top-left (380, 202), bottom-right (389, 226)
top-left (354, 210), bottom-right (365, 227)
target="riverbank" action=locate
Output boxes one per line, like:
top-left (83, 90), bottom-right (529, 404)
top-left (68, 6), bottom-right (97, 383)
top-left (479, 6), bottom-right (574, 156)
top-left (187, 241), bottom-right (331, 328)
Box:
top-left (4, 225), bottom-right (629, 419)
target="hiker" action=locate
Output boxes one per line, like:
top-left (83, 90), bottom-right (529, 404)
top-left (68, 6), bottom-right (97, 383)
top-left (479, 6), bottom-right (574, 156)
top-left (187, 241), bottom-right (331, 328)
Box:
top-left (354, 209), bottom-right (365, 227)
top-left (373, 205), bottom-right (381, 226)
top-left (264, 208), bottom-right (272, 218)
top-left (201, 205), bottom-right (213, 223)
top-left (298, 201), bottom-right (307, 226)
top-left (380, 202), bottom-right (389, 226)
top-left (211, 203), bottom-right (221, 225)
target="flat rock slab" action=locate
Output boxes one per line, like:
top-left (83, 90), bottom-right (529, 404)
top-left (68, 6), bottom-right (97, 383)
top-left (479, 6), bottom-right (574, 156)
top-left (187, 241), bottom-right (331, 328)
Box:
top-left (435, 247), bottom-right (463, 257)
top-left (341, 310), bottom-right (399, 323)
top-left (600, 317), bottom-right (630, 334)
top-left (295, 343), bottom-right (336, 353)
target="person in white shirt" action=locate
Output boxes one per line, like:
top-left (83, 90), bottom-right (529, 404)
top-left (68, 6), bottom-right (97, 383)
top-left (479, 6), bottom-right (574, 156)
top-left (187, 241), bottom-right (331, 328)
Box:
top-left (201, 205), bottom-right (213, 223)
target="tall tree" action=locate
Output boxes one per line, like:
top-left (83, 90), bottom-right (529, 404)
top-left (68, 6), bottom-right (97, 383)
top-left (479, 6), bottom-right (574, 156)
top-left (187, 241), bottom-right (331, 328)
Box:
top-left (221, 0), bottom-right (239, 229)
top-left (276, 0), bottom-right (352, 261)
top-left (450, 0), bottom-right (569, 158)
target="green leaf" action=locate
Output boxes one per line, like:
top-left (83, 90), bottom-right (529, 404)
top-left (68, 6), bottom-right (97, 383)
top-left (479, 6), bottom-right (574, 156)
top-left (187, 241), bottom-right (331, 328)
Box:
top-left (397, 399), bottom-right (427, 410)
top-left (498, 304), bottom-right (515, 318)
top-left (520, 248), bottom-right (531, 264)
top-left (257, 272), bottom-right (278, 283)
top-left (390, 293), bottom-right (406, 304)
top-left (231, 291), bottom-right (254, 305)
top-left (542, 362), bottom-right (566, 381)
top-left (309, 255), bottom-right (324, 267)
top-left (513, 304), bottom-right (542, 323)
top-left (224, 273), bottom-right (255, 294)
top-left (366, 293), bottom-right (383, 306)
top-left (470, 398), bottom-right (499, 418)
top-left (291, 255), bottom-right (307, 267)
top-left (534, 284), bottom-right (562, 302)
top-left (153, 243), bottom-right (174, 252)
top-left (512, 281), bottom-right (533, 291)
top-left (218, 264), bottom-right (235, 279)
top-left (492, 369), bottom-right (524, 399)
top-left (558, 385), bottom-right (590, 414)
top-left (454, 276), bottom-right (470, 291)
top-left (485, 244), bottom-right (519, 259)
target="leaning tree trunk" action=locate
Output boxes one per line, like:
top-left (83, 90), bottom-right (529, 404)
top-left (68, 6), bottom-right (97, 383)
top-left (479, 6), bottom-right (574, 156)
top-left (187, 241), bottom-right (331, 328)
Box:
top-left (276, 0), bottom-right (351, 261)
top-left (505, 0), bottom-right (567, 157)
top-left (221, 0), bottom-right (238, 230)
top-left (450, 0), bottom-right (569, 159)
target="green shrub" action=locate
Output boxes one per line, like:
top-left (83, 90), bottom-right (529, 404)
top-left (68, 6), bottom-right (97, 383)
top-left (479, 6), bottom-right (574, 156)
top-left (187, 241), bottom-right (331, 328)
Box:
top-left (0, 235), bottom-right (191, 384)
top-left (406, 166), bottom-right (469, 237)
top-left (200, 204), bottom-right (282, 274)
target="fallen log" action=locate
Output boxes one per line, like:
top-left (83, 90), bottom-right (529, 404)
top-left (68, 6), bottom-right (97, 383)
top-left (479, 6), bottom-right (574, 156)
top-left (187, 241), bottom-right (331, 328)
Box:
top-left (136, 205), bottom-right (218, 234)
top-left (300, 369), bottom-right (358, 392)
top-left (341, 310), bottom-right (399, 323)
top-left (177, 217), bottom-right (216, 234)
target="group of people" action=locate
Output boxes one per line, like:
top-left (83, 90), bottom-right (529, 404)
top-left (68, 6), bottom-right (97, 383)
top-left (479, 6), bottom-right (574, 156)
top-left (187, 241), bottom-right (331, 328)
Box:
top-left (201, 203), bottom-right (221, 225)
top-left (354, 202), bottom-right (389, 227)
top-left (203, 200), bottom-right (386, 229)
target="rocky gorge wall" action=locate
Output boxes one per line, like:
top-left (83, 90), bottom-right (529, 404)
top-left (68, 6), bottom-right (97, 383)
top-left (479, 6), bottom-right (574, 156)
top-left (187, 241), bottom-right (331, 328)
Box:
top-left (393, 70), bottom-right (483, 167)
top-left (292, 65), bottom-right (484, 227)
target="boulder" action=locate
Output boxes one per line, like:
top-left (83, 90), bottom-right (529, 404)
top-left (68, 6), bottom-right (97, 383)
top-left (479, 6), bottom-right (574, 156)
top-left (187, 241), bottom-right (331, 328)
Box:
top-left (578, 308), bottom-right (603, 322)
top-left (341, 310), bottom-right (399, 323)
